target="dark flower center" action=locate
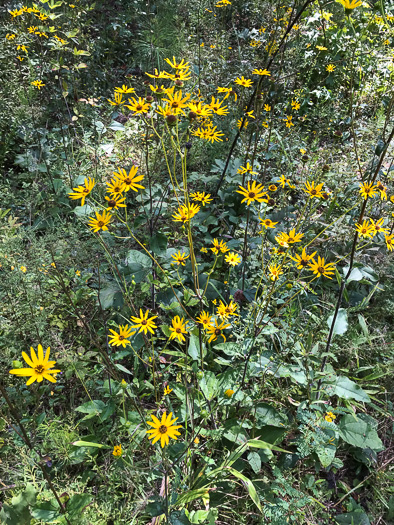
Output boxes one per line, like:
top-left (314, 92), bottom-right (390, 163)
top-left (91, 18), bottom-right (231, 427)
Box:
top-left (136, 105), bottom-right (143, 111)
top-left (215, 329), bottom-right (221, 335)
top-left (176, 328), bottom-right (182, 333)
top-left (141, 320), bottom-right (147, 325)
top-left (159, 425), bottom-right (167, 434)
top-left (35, 365), bottom-right (45, 374)
top-left (248, 192), bottom-right (256, 198)
top-left (318, 266), bottom-right (325, 274)
top-left (172, 102), bottom-right (179, 108)
top-left (83, 188), bottom-right (89, 193)
top-left (311, 190), bottom-right (317, 195)
top-left (300, 259), bottom-right (308, 267)
top-left (124, 178), bottom-right (132, 184)
top-left (98, 221), bottom-right (104, 227)
top-left (108, 200), bottom-right (116, 207)
top-left (119, 335), bottom-right (124, 340)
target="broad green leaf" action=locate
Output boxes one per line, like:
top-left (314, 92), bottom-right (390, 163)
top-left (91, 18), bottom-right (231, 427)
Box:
top-left (99, 284), bottom-right (123, 309)
top-left (187, 510), bottom-right (211, 524)
top-left (332, 376), bottom-right (370, 402)
top-left (66, 494), bottom-right (93, 517)
top-left (31, 500), bottom-right (62, 522)
top-left (335, 509), bottom-right (371, 525)
top-left (327, 308), bottom-right (348, 337)
top-left (255, 404), bottom-right (288, 428)
top-left (75, 400), bottom-right (105, 417)
top-left (145, 497), bottom-right (165, 517)
top-left (344, 267), bottom-right (363, 282)
top-left (0, 484), bottom-right (37, 525)
top-left (315, 444), bottom-right (336, 468)
top-left (169, 509), bottom-right (191, 525)
top-left (338, 415), bottom-right (384, 451)
top-left (108, 121), bottom-right (125, 131)
top-left (150, 233), bottom-right (168, 255)
top-left (247, 451), bottom-right (261, 473)
top-left (74, 204), bottom-right (94, 217)
top-left (126, 249), bottom-right (151, 283)
top-left (200, 371), bottom-right (218, 400)
top-left (188, 333), bottom-right (200, 361)
top-left (214, 342), bottom-right (240, 356)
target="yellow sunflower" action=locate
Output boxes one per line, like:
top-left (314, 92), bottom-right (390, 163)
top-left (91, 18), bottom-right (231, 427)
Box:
top-left (9, 345), bottom-right (60, 386)
top-left (168, 316), bottom-right (189, 343)
top-left (146, 411), bottom-right (182, 447)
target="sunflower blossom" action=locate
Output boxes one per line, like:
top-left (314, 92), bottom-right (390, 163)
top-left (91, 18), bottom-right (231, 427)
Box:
top-left (146, 411), bottom-right (182, 448)
top-left (68, 177), bottom-right (95, 206)
top-left (9, 345), bottom-right (60, 386)
top-left (130, 309), bottom-right (158, 335)
top-left (88, 210), bottom-right (112, 232)
top-left (308, 256), bottom-right (336, 279)
top-left (355, 220), bottom-right (375, 239)
top-left (206, 319), bottom-right (231, 343)
top-left (359, 182), bottom-right (378, 200)
top-left (114, 166), bottom-right (145, 192)
top-left (171, 251), bottom-right (190, 266)
top-left (108, 325), bottom-right (135, 347)
top-left (168, 316), bottom-right (189, 343)
top-left (225, 252), bottom-right (242, 266)
top-left (236, 181), bottom-right (268, 206)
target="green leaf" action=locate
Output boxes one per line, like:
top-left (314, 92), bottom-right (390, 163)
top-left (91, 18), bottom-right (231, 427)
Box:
top-left (170, 509), bottom-right (191, 525)
top-left (327, 308), bottom-right (348, 337)
top-left (188, 333), bottom-right (201, 361)
top-left (335, 509), bottom-right (371, 525)
top-left (226, 467), bottom-right (262, 512)
top-left (75, 400), bottom-right (106, 420)
top-left (332, 376), bottom-right (370, 402)
top-left (255, 403), bottom-right (288, 428)
top-left (214, 342), bottom-right (240, 356)
top-left (126, 250), bottom-right (151, 283)
top-left (115, 363), bottom-right (133, 375)
top-left (200, 371), bottom-right (218, 400)
top-left (74, 204), bottom-right (94, 217)
top-left (338, 415), bottom-right (384, 451)
top-left (248, 439), bottom-right (291, 454)
top-left (315, 444), bottom-right (336, 468)
top-left (145, 497), bottom-right (165, 517)
top-left (150, 233), bottom-right (168, 255)
top-left (99, 284), bottom-right (124, 309)
top-left (0, 484), bottom-right (37, 525)
top-left (187, 510), bottom-right (210, 524)
top-left (108, 121), bottom-right (125, 131)
top-left (31, 500), bottom-right (62, 522)
top-left (358, 314), bottom-right (369, 338)
top-left (247, 451), bottom-right (261, 473)
top-left (66, 494), bottom-right (93, 517)
top-left (176, 488), bottom-right (211, 507)
top-left (72, 441), bottom-right (110, 449)
top-left (345, 267), bottom-right (363, 283)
